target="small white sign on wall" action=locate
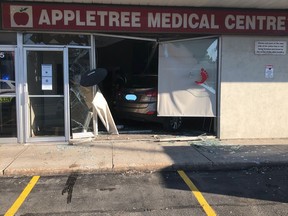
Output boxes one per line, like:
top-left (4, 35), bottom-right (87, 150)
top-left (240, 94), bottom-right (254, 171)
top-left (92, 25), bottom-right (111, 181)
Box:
top-left (255, 41), bottom-right (287, 55)
top-left (265, 65), bottom-right (274, 79)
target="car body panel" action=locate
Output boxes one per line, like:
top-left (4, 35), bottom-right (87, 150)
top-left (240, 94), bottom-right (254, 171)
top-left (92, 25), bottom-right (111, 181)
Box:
top-left (113, 74), bottom-right (183, 131)
top-left (115, 87), bottom-right (158, 120)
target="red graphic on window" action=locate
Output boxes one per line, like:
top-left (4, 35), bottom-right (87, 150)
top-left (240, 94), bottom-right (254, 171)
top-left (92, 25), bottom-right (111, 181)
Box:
top-left (195, 68), bottom-right (208, 85)
top-left (194, 68), bottom-right (215, 94)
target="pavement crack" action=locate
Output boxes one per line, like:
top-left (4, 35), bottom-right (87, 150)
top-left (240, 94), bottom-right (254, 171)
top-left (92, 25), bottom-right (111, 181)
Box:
top-left (191, 145), bottom-right (215, 164)
top-left (3, 146), bottom-right (29, 175)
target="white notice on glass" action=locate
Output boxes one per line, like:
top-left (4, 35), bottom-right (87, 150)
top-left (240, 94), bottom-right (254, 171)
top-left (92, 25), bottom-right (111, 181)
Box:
top-left (41, 64), bottom-right (53, 90)
top-left (41, 64), bottom-right (52, 77)
top-left (42, 77), bottom-right (52, 90)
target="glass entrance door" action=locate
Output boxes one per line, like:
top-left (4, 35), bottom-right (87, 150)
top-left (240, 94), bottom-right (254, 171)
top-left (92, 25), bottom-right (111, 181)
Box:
top-left (24, 48), bottom-right (69, 142)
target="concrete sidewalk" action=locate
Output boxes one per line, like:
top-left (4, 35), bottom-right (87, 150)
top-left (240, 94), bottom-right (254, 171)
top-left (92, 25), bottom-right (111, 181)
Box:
top-left (1, 135), bottom-right (288, 177)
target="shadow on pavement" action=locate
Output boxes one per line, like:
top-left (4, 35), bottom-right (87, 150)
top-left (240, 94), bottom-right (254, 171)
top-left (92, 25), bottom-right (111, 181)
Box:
top-left (159, 144), bottom-right (288, 204)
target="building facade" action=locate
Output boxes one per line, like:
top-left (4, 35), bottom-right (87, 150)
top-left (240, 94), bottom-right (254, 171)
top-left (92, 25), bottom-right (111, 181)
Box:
top-left (0, 0), bottom-right (288, 143)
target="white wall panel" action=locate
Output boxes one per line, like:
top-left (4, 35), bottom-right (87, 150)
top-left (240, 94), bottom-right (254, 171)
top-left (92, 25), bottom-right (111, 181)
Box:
top-left (220, 36), bottom-right (288, 139)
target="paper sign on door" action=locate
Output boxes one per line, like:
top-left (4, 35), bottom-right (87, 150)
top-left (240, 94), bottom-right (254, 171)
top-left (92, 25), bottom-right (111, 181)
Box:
top-left (41, 64), bottom-right (53, 90)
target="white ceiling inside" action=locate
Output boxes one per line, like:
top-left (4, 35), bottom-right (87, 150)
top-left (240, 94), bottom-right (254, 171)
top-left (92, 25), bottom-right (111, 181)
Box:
top-left (12, 0), bottom-right (288, 10)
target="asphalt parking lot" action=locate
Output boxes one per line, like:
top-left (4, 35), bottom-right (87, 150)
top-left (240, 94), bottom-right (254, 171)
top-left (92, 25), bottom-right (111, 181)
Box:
top-left (2, 166), bottom-right (288, 216)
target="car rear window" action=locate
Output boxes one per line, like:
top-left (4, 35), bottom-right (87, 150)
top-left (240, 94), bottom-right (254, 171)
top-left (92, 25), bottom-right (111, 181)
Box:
top-left (127, 75), bottom-right (158, 88)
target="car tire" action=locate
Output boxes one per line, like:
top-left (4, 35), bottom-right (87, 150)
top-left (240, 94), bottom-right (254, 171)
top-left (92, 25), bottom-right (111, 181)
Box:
top-left (162, 117), bottom-right (183, 131)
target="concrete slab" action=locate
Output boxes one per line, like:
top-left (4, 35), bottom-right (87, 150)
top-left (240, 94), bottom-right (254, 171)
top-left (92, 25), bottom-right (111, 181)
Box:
top-left (112, 140), bottom-right (212, 171)
top-left (160, 143), bottom-right (214, 170)
top-left (192, 144), bottom-right (288, 169)
top-left (220, 138), bottom-right (288, 145)
top-left (1, 138), bottom-right (287, 177)
top-left (112, 140), bottom-right (170, 171)
top-left (0, 144), bottom-right (28, 176)
top-left (4, 143), bottom-right (113, 177)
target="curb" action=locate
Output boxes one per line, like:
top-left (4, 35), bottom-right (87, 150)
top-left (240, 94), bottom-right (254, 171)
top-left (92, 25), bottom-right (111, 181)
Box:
top-left (2, 161), bottom-right (288, 177)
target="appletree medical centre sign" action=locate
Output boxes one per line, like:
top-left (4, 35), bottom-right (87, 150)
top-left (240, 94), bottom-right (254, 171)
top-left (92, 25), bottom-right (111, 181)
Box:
top-left (2, 3), bottom-right (288, 35)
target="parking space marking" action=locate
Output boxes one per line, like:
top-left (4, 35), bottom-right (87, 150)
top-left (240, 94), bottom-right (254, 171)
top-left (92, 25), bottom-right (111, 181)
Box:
top-left (178, 170), bottom-right (216, 216)
top-left (5, 176), bottom-right (40, 216)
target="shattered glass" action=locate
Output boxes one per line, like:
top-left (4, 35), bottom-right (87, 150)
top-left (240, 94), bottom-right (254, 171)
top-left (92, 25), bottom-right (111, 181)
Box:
top-left (69, 48), bottom-right (93, 134)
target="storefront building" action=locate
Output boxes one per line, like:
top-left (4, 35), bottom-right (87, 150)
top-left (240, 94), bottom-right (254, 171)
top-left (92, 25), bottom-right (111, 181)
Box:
top-left (0, 0), bottom-right (288, 144)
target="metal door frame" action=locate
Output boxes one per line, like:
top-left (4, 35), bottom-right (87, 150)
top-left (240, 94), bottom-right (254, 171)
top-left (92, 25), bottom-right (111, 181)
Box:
top-left (23, 47), bottom-right (70, 143)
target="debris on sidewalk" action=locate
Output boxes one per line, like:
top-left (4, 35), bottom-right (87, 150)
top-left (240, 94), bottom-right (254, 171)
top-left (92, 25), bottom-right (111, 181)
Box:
top-left (155, 133), bottom-right (216, 142)
top-left (191, 140), bottom-right (221, 148)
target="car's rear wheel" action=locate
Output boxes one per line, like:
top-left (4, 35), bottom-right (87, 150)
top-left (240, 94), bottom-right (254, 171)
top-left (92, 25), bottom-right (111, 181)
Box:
top-left (162, 117), bottom-right (183, 131)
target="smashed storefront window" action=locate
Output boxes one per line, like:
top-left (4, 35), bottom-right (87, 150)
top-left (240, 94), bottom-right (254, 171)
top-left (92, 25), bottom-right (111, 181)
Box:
top-left (68, 48), bottom-right (93, 136)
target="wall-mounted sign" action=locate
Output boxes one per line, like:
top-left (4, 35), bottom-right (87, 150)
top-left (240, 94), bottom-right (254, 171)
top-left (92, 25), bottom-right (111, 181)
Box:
top-left (1, 2), bottom-right (288, 35)
top-left (255, 41), bottom-right (287, 55)
top-left (265, 65), bottom-right (274, 79)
